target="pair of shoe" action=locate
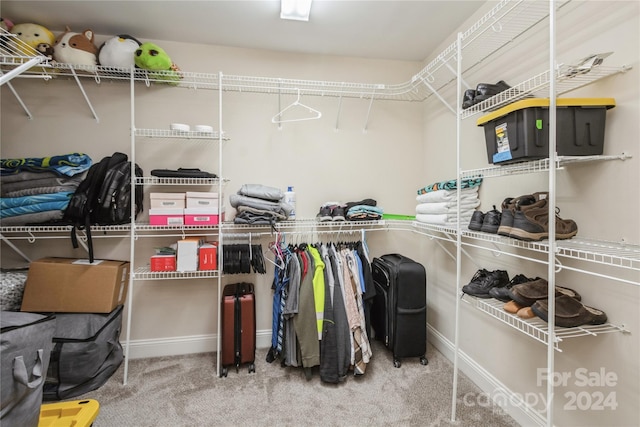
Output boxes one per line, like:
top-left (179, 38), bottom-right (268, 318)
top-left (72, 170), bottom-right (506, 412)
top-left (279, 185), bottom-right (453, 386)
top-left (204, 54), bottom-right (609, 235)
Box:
top-left (503, 278), bottom-right (581, 321)
top-left (468, 205), bottom-right (501, 234)
top-left (317, 203), bottom-right (346, 222)
top-left (462, 80), bottom-right (511, 109)
top-left (531, 295), bottom-right (608, 328)
top-left (497, 192), bottom-right (578, 241)
top-left (462, 269), bottom-right (510, 298)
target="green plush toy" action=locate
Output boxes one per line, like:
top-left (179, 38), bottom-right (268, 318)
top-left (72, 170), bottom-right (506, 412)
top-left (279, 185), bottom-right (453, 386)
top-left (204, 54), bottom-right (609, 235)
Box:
top-left (134, 42), bottom-right (181, 84)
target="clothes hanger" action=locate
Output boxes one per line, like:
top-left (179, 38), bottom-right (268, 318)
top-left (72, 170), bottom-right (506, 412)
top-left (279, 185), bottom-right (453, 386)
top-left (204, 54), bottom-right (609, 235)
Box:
top-left (271, 89), bottom-right (322, 124)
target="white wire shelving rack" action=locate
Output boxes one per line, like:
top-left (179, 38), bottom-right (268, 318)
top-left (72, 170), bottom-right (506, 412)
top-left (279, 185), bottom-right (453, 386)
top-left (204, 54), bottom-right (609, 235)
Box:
top-left (462, 296), bottom-right (629, 351)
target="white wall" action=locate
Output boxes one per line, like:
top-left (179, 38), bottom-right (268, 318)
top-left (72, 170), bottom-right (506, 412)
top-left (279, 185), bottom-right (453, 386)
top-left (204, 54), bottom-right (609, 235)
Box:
top-left (419, 1), bottom-right (640, 426)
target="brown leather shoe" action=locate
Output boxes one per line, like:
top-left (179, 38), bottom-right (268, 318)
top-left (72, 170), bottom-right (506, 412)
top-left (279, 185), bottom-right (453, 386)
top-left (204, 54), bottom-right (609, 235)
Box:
top-left (503, 300), bottom-right (524, 314)
top-left (531, 295), bottom-right (608, 327)
top-left (508, 278), bottom-right (582, 307)
top-left (509, 197), bottom-right (578, 241)
top-left (497, 192), bottom-right (548, 237)
top-left (517, 306), bottom-right (536, 319)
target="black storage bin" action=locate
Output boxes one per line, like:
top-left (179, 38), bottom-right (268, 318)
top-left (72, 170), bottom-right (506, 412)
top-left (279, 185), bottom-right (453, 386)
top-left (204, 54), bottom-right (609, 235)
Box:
top-left (477, 98), bottom-right (615, 164)
top-left (1, 311), bottom-right (56, 427)
top-left (44, 305), bottom-right (124, 401)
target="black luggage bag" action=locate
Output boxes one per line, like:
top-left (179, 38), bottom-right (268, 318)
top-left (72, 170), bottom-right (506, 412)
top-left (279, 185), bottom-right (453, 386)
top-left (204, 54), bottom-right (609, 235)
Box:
top-left (43, 305), bottom-right (124, 400)
top-left (371, 253), bottom-right (428, 368)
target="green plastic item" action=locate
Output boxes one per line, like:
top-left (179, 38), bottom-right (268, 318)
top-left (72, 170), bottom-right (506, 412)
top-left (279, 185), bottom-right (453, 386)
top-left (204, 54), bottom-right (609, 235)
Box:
top-left (382, 214), bottom-right (416, 220)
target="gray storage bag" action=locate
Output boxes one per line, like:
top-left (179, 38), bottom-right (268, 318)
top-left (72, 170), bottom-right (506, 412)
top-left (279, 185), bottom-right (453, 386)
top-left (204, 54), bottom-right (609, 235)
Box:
top-left (44, 305), bottom-right (124, 401)
top-left (1, 311), bottom-right (56, 427)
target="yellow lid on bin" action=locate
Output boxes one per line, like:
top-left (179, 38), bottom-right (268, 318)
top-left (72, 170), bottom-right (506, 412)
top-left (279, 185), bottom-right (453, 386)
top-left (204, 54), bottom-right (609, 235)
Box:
top-left (477, 98), bottom-right (616, 126)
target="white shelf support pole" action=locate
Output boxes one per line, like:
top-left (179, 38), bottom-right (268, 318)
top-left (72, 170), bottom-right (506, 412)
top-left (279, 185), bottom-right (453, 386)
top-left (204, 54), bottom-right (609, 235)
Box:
top-left (546, 1), bottom-right (557, 425)
top-left (363, 88), bottom-right (376, 132)
top-left (1, 234), bottom-right (32, 263)
top-left (335, 91), bottom-right (344, 131)
top-left (3, 77), bottom-right (34, 119)
top-left (420, 77), bottom-right (456, 115)
top-left (217, 71), bottom-right (224, 377)
top-left (69, 66), bottom-right (100, 123)
top-left (450, 31), bottom-right (463, 423)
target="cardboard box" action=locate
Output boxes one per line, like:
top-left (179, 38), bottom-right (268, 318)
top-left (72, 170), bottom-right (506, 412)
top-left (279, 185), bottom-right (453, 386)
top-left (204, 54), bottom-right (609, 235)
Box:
top-left (186, 191), bottom-right (220, 208)
top-left (184, 208), bottom-right (224, 226)
top-left (150, 255), bottom-right (176, 272)
top-left (21, 258), bottom-right (129, 313)
top-left (149, 208), bottom-right (184, 226)
top-left (199, 243), bottom-right (218, 271)
top-left (150, 192), bottom-right (186, 209)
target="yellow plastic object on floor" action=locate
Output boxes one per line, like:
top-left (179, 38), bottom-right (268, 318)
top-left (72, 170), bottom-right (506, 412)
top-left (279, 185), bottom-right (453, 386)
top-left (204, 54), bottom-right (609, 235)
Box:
top-left (38, 399), bottom-right (100, 427)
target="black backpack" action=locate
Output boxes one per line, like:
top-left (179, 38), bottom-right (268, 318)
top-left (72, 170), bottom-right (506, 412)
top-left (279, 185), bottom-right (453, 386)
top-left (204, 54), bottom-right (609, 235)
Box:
top-left (63, 152), bottom-right (143, 262)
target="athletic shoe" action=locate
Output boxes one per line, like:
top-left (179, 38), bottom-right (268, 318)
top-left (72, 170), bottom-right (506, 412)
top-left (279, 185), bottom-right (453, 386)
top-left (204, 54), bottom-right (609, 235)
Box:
top-left (332, 206), bottom-right (346, 221)
top-left (498, 193), bottom-right (546, 237)
top-left (488, 273), bottom-right (535, 302)
top-left (317, 205), bottom-right (333, 222)
top-left (462, 269), bottom-right (510, 298)
top-left (480, 205), bottom-right (501, 234)
top-left (468, 210), bottom-right (484, 231)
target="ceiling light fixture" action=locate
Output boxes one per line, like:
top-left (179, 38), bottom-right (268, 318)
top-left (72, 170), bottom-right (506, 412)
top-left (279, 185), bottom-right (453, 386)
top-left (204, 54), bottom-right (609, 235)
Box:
top-left (280, 0), bottom-right (313, 21)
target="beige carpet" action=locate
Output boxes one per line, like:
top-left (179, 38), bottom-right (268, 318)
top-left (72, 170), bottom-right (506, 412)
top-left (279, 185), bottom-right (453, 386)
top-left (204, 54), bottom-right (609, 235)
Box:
top-left (78, 341), bottom-right (519, 426)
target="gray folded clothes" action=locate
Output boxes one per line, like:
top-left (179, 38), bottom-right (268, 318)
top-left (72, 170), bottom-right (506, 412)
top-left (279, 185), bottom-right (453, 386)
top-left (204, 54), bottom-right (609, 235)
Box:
top-left (1, 170), bottom-right (60, 184)
top-left (0, 210), bottom-right (64, 226)
top-left (229, 194), bottom-right (293, 218)
top-left (1, 173), bottom-right (85, 197)
top-left (234, 210), bottom-right (282, 225)
top-left (237, 184), bottom-right (284, 202)
top-left (236, 205), bottom-right (288, 221)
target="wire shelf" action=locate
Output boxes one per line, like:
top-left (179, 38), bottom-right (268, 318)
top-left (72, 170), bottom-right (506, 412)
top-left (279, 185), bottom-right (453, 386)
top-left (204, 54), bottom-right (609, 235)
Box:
top-left (134, 224), bottom-right (220, 233)
top-left (464, 296), bottom-right (628, 351)
top-left (0, 225), bottom-right (131, 234)
top-left (133, 266), bottom-right (219, 281)
top-left (134, 128), bottom-right (228, 140)
top-left (461, 154), bottom-right (633, 179)
top-left (136, 176), bottom-right (227, 186)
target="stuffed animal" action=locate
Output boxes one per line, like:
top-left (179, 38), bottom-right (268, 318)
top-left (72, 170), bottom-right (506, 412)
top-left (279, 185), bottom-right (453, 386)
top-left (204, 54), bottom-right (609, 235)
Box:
top-left (9, 22), bottom-right (54, 49)
top-left (134, 42), bottom-right (182, 84)
top-left (97, 34), bottom-right (141, 69)
top-left (1, 17), bottom-right (14, 32)
top-left (36, 43), bottom-right (54, 61)
top-left (53, 26), bottom-right (97, 67)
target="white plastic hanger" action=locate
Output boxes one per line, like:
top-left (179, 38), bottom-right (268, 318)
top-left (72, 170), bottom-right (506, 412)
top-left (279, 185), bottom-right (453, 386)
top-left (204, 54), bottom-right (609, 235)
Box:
top-left (271, 89), bottom-right (322, 124)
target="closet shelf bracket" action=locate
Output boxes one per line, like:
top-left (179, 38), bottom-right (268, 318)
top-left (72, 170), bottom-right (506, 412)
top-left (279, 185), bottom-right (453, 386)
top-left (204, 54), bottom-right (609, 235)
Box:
top-left (3, 78), bottom-right (34, 119)
top-left (419, 77), bottom-right (456, 115)
top-left (0, 233), bottom-right (32, 263)
top-left (69, 65), bottom-right (100, 123)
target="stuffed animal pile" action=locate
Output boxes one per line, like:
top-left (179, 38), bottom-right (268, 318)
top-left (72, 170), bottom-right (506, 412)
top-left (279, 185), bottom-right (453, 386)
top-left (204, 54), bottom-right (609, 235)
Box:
top-left (2, 17), bottom-right (182, 83)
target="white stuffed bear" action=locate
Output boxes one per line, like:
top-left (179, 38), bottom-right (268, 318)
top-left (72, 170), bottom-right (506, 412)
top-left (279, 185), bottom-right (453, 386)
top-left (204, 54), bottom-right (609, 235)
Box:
top-left (53, 26), bottom-right (97, 66)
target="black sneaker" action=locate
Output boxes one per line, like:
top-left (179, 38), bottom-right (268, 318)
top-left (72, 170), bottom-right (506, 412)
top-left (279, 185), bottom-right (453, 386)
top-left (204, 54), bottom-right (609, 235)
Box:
top-left (480, 205), bottom-right (501, 234)
top-left (462, 269), bottom-right (510, 298)
top-left (488, 274), bottom-right (536, 302)
top-left (317, 206), bottom-right (333, 222)
top-left (468, 210), bottom-right (484, 231)
top-left (332, 206), bottom-right (346, 221)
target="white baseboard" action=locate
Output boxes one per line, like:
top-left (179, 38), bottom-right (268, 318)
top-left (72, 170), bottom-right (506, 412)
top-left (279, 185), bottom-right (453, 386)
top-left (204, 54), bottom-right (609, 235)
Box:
top-left (427, 325), bottom-right (546, 427)
top-left (124, 329), bottom-right (273, 360)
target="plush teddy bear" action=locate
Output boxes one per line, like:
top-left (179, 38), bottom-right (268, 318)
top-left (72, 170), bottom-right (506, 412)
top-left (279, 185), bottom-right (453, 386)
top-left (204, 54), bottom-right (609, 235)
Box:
top-left (9, 22), bottom-right (55, 49)
top-left (133, 42), bottom-right (182, 84)
top-left (53, 26), bottom-right (97, 67)
top-left (97, 34), bottom-right (141, 69)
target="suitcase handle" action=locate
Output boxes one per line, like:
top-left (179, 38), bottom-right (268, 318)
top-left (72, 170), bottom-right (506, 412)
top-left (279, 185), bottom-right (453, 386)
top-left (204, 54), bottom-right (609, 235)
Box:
top-left (12, 350), bottom-right (45, 389)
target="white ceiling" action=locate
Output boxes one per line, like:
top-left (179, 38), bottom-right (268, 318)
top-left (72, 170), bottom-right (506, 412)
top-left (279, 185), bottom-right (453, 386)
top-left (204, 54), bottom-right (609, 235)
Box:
top-left (1, 0), bottom-right (485, 62)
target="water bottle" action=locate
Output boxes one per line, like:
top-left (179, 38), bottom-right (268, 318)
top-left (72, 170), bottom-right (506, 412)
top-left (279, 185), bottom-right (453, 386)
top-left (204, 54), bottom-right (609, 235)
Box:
top-left (285, 186), bottom-right (296, 220)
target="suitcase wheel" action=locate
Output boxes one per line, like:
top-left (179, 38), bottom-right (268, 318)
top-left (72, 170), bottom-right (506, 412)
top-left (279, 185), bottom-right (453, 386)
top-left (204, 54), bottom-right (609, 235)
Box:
top-left (420, 356), bottom-right (428, 366)
top-left (393, 358), bottom-right (401, 368)
top-left (248, 363), bottom-right (256, 374)
top-left (221, 366), bottom-right (228, 378)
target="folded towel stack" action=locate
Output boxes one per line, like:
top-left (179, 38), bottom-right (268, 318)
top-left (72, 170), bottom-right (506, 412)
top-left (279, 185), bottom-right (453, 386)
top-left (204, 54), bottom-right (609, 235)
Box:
top-left (414, 180), bottom-right (482, 226)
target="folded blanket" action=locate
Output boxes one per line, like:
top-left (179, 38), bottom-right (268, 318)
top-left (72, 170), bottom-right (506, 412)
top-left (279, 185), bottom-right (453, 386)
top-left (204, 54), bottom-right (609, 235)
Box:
top-left (229, 194), bottom-right (293, 218)
top-left (417, 177), bottom-right (483, 195)
top-left (1, 153), bottom-right (92, 177)
top-left (237, 184), bottom-right (283, 202)
top-left (416, 187), bottom-right (479, 203)
top-left (0, 210), bottom-right (65, 226)
top-left (1, 192), bottom-right (74, 209)
top-left (415, 213), bottom-right (473, 226)
top-left (1, 200), bottom-right (70, 218)
top-left (415, 200), bottom-right (480, 215)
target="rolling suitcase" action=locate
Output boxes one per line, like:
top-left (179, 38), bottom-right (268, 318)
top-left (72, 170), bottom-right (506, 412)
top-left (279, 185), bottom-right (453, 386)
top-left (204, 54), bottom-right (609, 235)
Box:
top-left (220, 282), bottom-right (256, 377)
top-left (371, 253), bottom-right (428, 368)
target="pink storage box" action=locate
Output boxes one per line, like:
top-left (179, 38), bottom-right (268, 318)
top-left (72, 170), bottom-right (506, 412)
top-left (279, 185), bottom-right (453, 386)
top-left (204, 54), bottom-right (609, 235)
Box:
top-left (184, 208), bottom-right (224, 226)
top-left (149, 208), bottom-right (184, 226)
top-left (150, 193), bottom-right (186, 209)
